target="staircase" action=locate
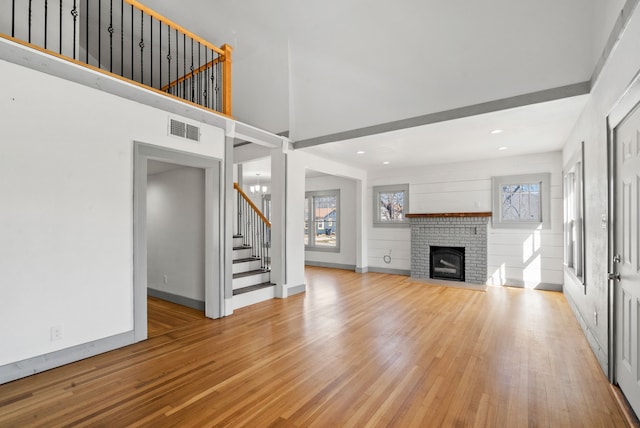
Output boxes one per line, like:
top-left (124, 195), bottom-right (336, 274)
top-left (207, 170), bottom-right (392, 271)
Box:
top-left (232, 183), bottom-right (275, 309)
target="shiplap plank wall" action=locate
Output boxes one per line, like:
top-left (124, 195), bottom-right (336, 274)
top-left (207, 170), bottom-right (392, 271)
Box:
top-left (368, 152), bottom-right (564, 288)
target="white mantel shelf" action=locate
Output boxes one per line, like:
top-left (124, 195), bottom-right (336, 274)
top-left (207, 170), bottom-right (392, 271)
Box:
top-left (406, 212), bottom-right (492, 218)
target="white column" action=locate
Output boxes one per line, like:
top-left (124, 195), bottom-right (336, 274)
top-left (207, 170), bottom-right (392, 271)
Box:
top-left (355, 178), bottom-right (369, 273)
top-left (270, 148), bottom-right (287, 297)
top-left (285, 150), bottom-right (306, 294)
top-left (270, 145), bottom-right (306, 298)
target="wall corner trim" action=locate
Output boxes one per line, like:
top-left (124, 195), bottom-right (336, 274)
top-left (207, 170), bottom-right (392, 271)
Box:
top-left (288, 283), bottom-right (306, 296)
top-left (147, 288), bottom-right (205, 311)
top-left (0, 332), bottom-right (135, 385)
top-left (305, 261), bottom-right (356, 271)
top-left (367, 267), bottom-right (411, 276)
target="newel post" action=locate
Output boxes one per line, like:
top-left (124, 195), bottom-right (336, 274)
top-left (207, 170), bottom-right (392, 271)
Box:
top-left (221, 43), bottom-right (233, 116)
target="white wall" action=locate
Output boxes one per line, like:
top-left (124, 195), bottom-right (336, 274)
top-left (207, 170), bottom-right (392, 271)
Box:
top-left (305, 174), bottom-right (357, 267)
top-left (563, 1), bottom-right (640, 372)
top-left (293, 150), bottom-right (368, 270)
top-left (0, 58), bottom-right (224, 367)
top-left (367, 152), bottom-right (564, 288)
top-left (147, 166), bottom-right (205, 302)
top-left (275, 150), bottom-right (367, 291)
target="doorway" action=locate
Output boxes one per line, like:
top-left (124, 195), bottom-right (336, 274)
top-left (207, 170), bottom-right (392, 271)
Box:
top-left (133, 142), bottom-right (223, 342)
top-left (610, 74), bottom-right (640, 417)
top-left (146, 160), bottom-right (205, 311)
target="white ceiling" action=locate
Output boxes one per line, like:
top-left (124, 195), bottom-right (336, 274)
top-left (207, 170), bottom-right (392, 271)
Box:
top-left (142, 1), bottom-right (623, 171)
top-left (241, 157), bottom-right (271, 184)
top-left (302, 95), bottom-right (589, 171)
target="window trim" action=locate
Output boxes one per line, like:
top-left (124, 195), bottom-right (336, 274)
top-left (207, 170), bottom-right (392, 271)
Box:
top-left (563, 143), bottom-right (586, 286)
top-left (491, 173), bottom-right (551, 229)
top-left (372, 183), bottom-right (410, 228)
top-left (305, 189), bottom-right (340, 252)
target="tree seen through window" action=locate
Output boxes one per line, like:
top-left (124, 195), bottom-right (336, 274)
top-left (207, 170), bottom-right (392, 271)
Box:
top-left (379, 191), bottom-right (405, 221)
top-left (501, 183), bottom-right (540, 222)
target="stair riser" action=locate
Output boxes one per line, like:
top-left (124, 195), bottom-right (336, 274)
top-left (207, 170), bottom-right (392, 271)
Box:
top-left (233, 272), bottom-right (271, 289)
top-left (233, 248), bottom-right (254, 259)
top-left (233, 236), bottom-right (247, 247)
top-left (233, 260), bottom-right (263, 274)
top-left (233, 286), bottom-right (275, 310)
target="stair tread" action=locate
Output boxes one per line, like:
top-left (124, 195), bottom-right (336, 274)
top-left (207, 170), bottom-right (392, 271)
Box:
top-left (233, 269), bottom-right (270, 279)
top-left (233, 234), bottom-right (243, 239)
top-left (233, 257), bottom-right (260, 264)
top-left (233, 246), bottom-right (252, 251)
top-left (233, 282), bottom-right (275, 296)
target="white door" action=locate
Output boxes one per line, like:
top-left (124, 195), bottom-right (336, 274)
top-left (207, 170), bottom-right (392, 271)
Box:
top-left (615, 102), bottom-right (640, 413)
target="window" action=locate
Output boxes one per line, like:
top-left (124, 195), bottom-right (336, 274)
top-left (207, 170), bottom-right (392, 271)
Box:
top-left (373, 184), bottom-right (410, 228)
top-left (305, 190), bottom-right (340, 251)
top-left (564, 143), bottom-right (585, 284)
top-left (501, 183), bottom-right (541, 222)
top-left (262, 194), bottom-right (271, 222)
top-left (491, 173), bottom-right (550, 229)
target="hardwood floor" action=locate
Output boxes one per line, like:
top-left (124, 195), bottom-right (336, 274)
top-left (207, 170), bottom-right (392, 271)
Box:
top-left (0, 267), bottom-right (630, 427)
top-left (147, 296), bottom-right (204, 338)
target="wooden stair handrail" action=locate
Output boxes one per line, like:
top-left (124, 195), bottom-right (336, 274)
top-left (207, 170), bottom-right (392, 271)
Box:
top-left (0, 32), bottom-right (234, 120)
top-left (234, 182), bottom-right (271, 227)
top-left (160, 57), bottom-right (223, 92)
top-left (221, 44), bottom-right (232, 117)
top-left (4, 0), bottom-right (232, 116)
top-left (124, 1), bottom-right (232, 115)
top-left (123, 0), bottom-right (224, 56)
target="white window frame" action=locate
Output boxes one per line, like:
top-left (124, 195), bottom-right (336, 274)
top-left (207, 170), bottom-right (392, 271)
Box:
top-left (372, 184), bottom-right (410, 228)
top-left (305, 189), bottom-right (340, 252)
top-left (564, 143), bottom-right (585, 285)
top-left (491, 173), bottom-right (551, 229)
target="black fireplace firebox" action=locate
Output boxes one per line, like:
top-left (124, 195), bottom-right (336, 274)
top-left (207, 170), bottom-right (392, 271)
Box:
top-left (430, 246), bottom-right (465, 281)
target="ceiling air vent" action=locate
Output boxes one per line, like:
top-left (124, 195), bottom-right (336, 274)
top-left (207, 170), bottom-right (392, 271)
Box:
top-left (168, 118), bottom-right (200, 142)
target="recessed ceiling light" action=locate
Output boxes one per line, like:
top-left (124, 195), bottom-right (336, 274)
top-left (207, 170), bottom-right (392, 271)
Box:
top-left (356, 150), bottom-right (365, 155)
top-left (383, 161), bottom-right (390, 165)
top-left (491, 129), bottom-right (504, 134)
top-left (498, 146), bottom-right (508, 151)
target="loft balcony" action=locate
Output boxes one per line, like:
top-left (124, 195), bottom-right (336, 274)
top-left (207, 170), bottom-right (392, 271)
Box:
top-left (1, 0), bottom-right (232, 117)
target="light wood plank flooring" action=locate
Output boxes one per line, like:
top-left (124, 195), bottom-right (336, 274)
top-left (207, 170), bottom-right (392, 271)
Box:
top-left (147, 296), bottom-right (204, 338)
top-left (0, 267), bottom-right (631, 426)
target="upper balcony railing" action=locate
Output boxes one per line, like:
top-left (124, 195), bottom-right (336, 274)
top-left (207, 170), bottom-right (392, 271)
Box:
top-left (1, 0), bottom-right (232, 116)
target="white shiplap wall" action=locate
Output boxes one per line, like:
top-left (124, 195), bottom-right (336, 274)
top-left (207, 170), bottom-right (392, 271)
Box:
top-left (368, 151), bottom-right (564, 288)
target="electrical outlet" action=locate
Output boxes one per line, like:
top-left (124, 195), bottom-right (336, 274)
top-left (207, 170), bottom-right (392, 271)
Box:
top-left (51, 326), bottom-right (62, 341)
top-left (163, 275), bottom-right (168, 284)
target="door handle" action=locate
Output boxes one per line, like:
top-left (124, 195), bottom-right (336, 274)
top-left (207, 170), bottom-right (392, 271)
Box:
top-left (613, 254), bottom-right (621, 263)
top-left (608, 272), bottom-right (621, 281)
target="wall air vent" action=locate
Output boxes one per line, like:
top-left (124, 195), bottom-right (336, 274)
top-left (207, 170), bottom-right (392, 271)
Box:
top-left (186, 124), bottom-right (200, 141)
top-left (168, 118), bottom-right (200, 142)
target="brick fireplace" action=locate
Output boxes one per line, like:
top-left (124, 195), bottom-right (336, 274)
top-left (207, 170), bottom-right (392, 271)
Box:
top-left (407, 213), bottom-right (491, 285)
